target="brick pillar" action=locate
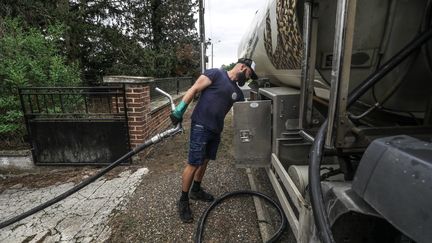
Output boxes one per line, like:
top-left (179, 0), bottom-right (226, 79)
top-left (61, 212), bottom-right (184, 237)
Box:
top-left (103, 76), bottom-right (154, 161)
top-left (125, 85), bottom-right (150, 149)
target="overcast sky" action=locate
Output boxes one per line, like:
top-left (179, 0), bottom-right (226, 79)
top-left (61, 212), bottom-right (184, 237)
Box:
top-left (202, 0), bottom-right (266, 68)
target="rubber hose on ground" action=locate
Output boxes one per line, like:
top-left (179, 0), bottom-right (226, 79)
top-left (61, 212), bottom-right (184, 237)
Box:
top-left (0, 138), bottom-right (158, 229)
top-left (195, 190), bottom-right (287, 243)
top-left (0, 150), bottom-right (136, 229)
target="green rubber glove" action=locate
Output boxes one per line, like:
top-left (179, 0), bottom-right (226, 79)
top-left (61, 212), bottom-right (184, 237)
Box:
top-left (171, 100), bottom-right (189, 124)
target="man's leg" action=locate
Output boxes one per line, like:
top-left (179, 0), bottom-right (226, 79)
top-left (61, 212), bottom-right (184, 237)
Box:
top-left (178, 123), bottom-right (212, 223)
top-left (190, 158), bottom-right (214, 202)
top-left (194, 158), bottom-right (209, 182)
top-left (182, 163), bottom-right (198, 192)
top-left (178, 163), bottom-right (197, 223)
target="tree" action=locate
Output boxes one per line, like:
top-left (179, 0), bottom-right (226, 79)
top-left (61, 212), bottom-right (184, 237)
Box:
top-left (0, 0), bottom-right (201, 82)
top-left (221, 63), bottom-right (236, 71)
top-left (0, 18), bottom-right (80, 147)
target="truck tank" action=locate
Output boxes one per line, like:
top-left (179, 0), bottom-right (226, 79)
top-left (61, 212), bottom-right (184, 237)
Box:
top-left (234, 0), bottom-right (432, 242)
top-left (238, 0), bottom-right (432, 115)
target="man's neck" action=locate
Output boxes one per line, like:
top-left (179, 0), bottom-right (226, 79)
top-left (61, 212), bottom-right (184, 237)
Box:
top-left (227, 70), bottom-right (237, 81)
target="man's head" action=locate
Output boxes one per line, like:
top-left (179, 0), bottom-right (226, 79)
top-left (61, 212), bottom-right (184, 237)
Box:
top-left (232, 58), bottom-right (258, 86)
top-left (237, 58), bottom-right (258, 80)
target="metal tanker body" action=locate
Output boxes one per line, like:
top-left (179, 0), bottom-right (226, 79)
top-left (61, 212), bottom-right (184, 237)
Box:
top-left (233, 0), bottom-right (432, 242)
top-left (239, 0), bottom-right (432, 113)
top-left (238, 0), bottom-right (304, 88)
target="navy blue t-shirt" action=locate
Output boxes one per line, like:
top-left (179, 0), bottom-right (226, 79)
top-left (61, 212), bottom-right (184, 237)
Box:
top-left (191, 68), bottom-right (245, 133)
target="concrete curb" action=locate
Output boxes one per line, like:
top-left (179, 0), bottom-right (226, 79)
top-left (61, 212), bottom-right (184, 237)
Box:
top-left (0, 150), bottom-right (35, 170)
top-left (246, 168), bottom-right (274, 243)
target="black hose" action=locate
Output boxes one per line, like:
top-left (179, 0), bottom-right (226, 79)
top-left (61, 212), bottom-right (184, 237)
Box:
top-left (195, 190), bottom-right (287, 243)
top-left (421, 0), bottom-right (432, 73)
top-left (309, 27), bottom-right (432, 243)
top-left (0, 127), bottom-right (178, 229)
top-left (348, 27), bottom-right (432, 107)
top-left (0, 150), bottom-right (138, 229)
top-left (308, 120), bottom-right (334, 243)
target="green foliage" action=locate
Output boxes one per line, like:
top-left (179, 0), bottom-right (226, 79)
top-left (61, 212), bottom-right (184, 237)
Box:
top-left (103, 38), bottom-right (178, 78)
top-left (221, 63), bottom-right (236, 71)
top-left (0, 0), bottom-right (201, 146)
top-left (0, 18), bottom-right (80, 86)
top-left (0, 18), bottom-right (81, 140)
top-left (0, 0), bottom-right (201, 83)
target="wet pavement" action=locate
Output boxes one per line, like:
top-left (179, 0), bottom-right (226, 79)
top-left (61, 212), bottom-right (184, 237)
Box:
top-left (0, 168), bottom-right (148, 243)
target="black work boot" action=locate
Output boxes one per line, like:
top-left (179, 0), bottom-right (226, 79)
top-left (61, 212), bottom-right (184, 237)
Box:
top-left (190, 188), bottom-right (215, 202)
top-left (178, 200), bottom-right (193, 223)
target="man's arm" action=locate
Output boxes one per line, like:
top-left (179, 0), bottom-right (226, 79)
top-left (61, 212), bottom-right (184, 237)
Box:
top-left (171, 75), bottom-right (212, 124)
top-left (181, 75), bottom-right (212, 104)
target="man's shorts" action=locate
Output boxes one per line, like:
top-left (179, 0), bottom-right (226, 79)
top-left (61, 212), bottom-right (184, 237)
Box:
top-left (188, 123), bottom-right (221, 166)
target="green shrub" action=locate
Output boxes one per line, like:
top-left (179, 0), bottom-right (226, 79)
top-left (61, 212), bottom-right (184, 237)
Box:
top-left (0, 18), bottom-right (81, 147)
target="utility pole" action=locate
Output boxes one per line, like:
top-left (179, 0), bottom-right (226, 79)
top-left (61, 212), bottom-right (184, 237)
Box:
top-left (211, 40), bottom-right (220, 68)
top-left (199, 0), bottom-right (206, 73)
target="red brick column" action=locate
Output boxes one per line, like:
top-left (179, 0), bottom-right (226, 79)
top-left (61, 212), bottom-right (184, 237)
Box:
top-left (104, 75), bottom-right (179, 162)
top-left (125, 85), bottom-right (150, 150)
top-left (103, 76), bottom-right (154, 161)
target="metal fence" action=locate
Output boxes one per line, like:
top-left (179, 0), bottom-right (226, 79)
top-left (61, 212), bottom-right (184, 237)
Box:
top-left (19, 86), bottom-right (127, 120)
top-left (18, 86), bottom-right (131, 165)
top-left (149, 77), bottom-right (193, 100)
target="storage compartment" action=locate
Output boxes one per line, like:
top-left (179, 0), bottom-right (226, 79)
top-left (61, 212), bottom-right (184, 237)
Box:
top-left (258, 87), bottom-right (300, 153)
top-left (233, 100), bottom-right (272, 168)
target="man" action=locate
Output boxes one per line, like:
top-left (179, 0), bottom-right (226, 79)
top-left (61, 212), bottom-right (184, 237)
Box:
top-left (170, 58), bottom-right (258, 223)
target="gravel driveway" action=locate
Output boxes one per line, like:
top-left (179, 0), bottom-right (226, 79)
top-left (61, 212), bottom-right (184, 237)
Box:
top-left (0, 106), bottom-right (291, 242)
top-left (107, 109), bottom-right (269, 242)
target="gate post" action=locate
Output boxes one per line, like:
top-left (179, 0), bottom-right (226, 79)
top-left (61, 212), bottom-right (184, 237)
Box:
top-left (103, 76), bottom-right (154, 161)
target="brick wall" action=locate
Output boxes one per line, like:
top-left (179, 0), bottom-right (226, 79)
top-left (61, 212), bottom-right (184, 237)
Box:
top-left (103, 76), bottom-right (176, 161)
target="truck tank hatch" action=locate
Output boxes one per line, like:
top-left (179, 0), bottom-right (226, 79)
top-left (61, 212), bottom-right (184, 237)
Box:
top-left (352, 135), bottom-right (432, 243)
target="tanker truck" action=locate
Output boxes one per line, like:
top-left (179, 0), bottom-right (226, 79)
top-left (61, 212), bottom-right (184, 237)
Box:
top-left (233, 0), bottom-right (432, 242)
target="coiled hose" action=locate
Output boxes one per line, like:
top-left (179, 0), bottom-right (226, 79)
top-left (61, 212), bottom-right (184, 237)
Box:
top-left (195, 190), bottom-right (287, 243)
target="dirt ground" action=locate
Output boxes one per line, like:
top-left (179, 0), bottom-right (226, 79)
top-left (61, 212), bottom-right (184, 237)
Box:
top-left (0, 106), bottom-right (290, 242)
top-left (106, 109), bottom-right (272, 242)
top-left (0, 162), bottom-right (132, 194)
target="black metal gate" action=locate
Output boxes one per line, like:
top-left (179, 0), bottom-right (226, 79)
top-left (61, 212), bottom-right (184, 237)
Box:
top-left (19, 86), bottom-right (131, 165)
